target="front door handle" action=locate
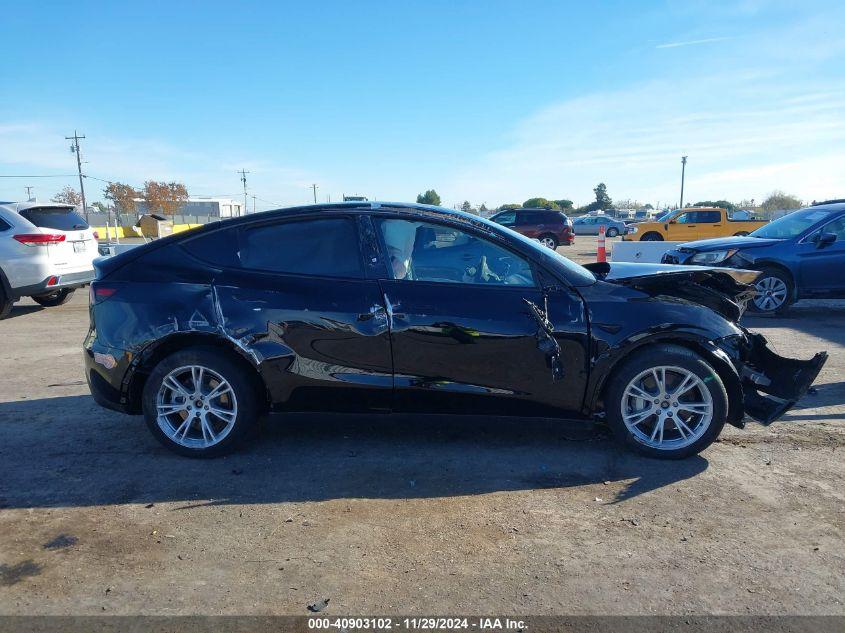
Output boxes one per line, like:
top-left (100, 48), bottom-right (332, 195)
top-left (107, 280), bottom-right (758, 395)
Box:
top-left (358, 304), bottom-right (386, 321)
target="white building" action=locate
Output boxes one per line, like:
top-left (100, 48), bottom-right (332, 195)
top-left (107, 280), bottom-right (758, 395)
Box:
top-left (134, 197), bottom-right (245, 218)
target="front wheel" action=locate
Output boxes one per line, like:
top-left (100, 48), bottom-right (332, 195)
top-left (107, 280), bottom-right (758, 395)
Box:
top-left (640, 232), bottom-right (664, 241)
top-left (142, 347), bottom-right (261, 457)
top-left (734, 231), bottom-right (749, 237)
top-left (605, 345), bottom-right (727, 459)
top-left (32, 288), bottom-right (75, 307)
top-left (748, 268), bottom-right (793, 315)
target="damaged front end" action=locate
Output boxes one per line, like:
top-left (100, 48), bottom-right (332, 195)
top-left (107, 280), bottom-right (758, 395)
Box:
top-left (736, 332), bottom-right (828, 425)
top-left (586, 261), bottom-right (828, 426)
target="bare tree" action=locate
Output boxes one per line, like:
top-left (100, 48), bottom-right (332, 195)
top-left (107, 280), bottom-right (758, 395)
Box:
top-left (52, 186), bottom-right (82, 208)
top-left (143, 181), bottom-right (189, 216)
top-left (104, 182), bottom-right (140, 217)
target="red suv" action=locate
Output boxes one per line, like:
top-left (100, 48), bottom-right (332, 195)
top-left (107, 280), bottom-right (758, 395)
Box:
top-left (489, 208), bottom-right (574, 249)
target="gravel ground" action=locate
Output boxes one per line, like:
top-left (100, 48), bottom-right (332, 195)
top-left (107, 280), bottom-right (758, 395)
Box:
top-left (0, 237), bottom-right (842, 615)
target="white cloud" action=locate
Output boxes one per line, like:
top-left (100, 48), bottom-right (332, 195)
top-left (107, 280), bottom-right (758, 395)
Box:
top-left (656, 37), bottom-right (733, 49)
top-left (445, 76), bottom-right (845, 207)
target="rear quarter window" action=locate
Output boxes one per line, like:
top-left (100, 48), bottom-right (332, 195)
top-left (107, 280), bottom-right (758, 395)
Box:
top-left (19, 207), bottom-right (89, 231)
top-left (181, 227), bottom-right (241, 268)
top-left (240, 217), bottom-right (364, 278)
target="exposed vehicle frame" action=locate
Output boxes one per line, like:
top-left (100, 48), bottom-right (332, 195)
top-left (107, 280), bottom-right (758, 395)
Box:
top-left (84, 202), bottom-right (827, 458)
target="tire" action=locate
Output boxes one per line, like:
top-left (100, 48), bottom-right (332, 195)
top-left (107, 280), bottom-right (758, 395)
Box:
top-left (142, 347), bottom-right (261, 457)
top-left (748, 267), bottom-right (793, 315)
top-left (0, 285), bottom-right (12, 320)
top-left (31, 288), bottom-right (75, 307)
top-left (604, 344), bottom-right (728, 459)
top-left (734, 231), bottom-right (749, 237)
top-left (606, 227), bottom-right (619, 238)
top-left (640, 232), bottom-right (664, 241)
top-left (538, 234), bottom-right (558, 249)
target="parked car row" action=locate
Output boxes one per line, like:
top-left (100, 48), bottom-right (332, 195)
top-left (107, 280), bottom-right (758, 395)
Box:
top-left (488, 208), bottom-right (637, 249)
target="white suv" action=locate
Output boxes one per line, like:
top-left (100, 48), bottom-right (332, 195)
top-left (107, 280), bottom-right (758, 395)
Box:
top-left (0, 201), bottom-right (98, 318)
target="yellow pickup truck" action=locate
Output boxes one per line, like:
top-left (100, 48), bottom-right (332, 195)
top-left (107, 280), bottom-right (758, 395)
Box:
top-left (622, 207), bottom-right (767, 242)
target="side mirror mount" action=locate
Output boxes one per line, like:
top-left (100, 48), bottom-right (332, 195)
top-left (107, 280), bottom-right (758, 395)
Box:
top-left (817, 232), bottom-right (837, 248)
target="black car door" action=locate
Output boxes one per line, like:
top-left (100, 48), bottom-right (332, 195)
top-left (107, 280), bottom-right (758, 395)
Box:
top-left (211, 214), bottom-right (393, 411)
top-left (372, 215), bottom-right (589, 416)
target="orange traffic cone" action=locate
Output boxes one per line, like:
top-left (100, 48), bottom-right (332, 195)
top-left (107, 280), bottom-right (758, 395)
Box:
top-left (597, 224), bottom-right (607, 262)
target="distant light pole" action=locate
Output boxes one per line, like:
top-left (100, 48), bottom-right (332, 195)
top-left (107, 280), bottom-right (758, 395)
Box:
top-left (25, 185), bottom-right (34, 200)
top-left (679, 156), bottom-right (688, 209)
top-left (311, 184), bottom-right (318, 203)
top-left (238, 169), bottom-right (250, 217)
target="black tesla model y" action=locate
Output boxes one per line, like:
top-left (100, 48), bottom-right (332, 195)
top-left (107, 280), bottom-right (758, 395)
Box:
top-left (84, 202), bottom-right (826, 459)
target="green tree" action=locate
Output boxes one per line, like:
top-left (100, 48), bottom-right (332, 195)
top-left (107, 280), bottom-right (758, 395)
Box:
top-left (460, 200), bottom-right (473, 214)
top-left (761, 191), bottom-right (802, 212)
top-left (693, 200), bottom-right (737, 213)
top-left (523, 197), bottom-right (560, 209)
top-left (593, 183), bottom-right (612, 209)
top-left (554, 199), bottom-right (573, 210)
top-left (479, 203), bottom-right (489, 215)
top-left (416, 189), bottom-right (441, 206)
top-left (498, 203), bottom-right (521, 210)
top-left (91, 201), bottom-right (108, 214)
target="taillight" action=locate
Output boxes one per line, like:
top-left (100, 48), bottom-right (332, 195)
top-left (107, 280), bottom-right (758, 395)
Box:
top-left (13, 233), bottom-right (66, 245)
top-left (89, 282), bottom-right (119, 305)
top-left (93, 231), bottom-right (100, 239)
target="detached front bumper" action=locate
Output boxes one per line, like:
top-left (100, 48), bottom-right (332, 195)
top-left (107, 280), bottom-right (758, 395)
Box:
top-left (738, 332), bottom-right (827, 425)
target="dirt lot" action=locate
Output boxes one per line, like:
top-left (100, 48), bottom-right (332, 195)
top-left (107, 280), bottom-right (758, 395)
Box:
top-left (0, 239), bottom-right (843, 615)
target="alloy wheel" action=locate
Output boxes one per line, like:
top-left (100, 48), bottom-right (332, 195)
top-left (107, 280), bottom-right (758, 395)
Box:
top-left (540, 237), bottom-right (557, 249)
top-left (155, 365), bottom-right (238, 448)
top-left (753, 276), bottom-right (788, 312)
top-left (620, 365), bottom-right (713, 450)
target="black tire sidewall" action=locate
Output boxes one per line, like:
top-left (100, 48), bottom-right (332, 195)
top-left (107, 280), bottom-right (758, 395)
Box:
top-left (142, 347), bottom-right (259, 457)
top-left (605, 345), bottom-right (728, 459)
top-left (641, 232), bottom-right (663, 241)
top-left (748, 268), bottom-right (793, 315)
top-left (606, 228), bottom-right (619, 237)
top-left (32, 288), bottom-right (74, 307)
top-left (0, 286), bottom-right (12, 319)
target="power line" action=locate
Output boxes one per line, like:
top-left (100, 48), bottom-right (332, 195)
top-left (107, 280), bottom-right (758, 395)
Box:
top-left (66, 131), bottom-right (88, 220)
top-left (0, 174), bottom-right (78, 178)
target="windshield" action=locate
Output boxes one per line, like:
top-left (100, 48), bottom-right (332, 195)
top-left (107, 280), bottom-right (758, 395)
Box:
top-left (657, 210), bottom-right (676, 222)
top-left (473, 214), bottom-right (596, 285)
top-left (750, 208), bottom-right (833, 239)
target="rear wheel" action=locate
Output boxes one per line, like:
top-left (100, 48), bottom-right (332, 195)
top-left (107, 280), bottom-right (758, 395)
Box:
top-left (606, 227), bottom-right (619, 238)
top-left (640, 232), bottom-right (664, 241)
top-left (142, 347), bottom-right (261, 457)
top-left (0, 286), bottom-right (13, 319)
top-left (32, 288), bottom-right (75, 307)
top-left (538, 234), bottom-right (558, 249)
top-left (605, 345), bottom-right (727, 459)
top-left (734, 231), bottom-right (749, 237)
top-left (748, 267), bottom-right (793, 315)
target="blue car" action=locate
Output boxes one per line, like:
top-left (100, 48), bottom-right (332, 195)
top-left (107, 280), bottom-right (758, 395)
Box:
top-left (662, 200), bottom-right (845, 314)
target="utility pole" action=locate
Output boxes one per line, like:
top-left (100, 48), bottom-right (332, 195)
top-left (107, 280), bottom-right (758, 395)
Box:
top-left (251, 194), bottom-right (257, 214)
top-left (311, 184), bottom-right (318, 204)
top-left (25, 186), bottom-right (34, 200)
top-left (679, 156), bottom-right (688, 209)
top-left (238, 169), bottom-right (249, 217)
top-left (66, 131), bottom-right (87, 220)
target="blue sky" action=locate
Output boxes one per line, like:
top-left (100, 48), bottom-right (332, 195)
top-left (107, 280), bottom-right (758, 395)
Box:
top-left (1, 0), bottom-right (843, 210)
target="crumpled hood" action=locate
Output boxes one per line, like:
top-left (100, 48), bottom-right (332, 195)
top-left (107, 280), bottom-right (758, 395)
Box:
top-left (584, 261), bottom-right (760, 322)
top-left (677, 235), bottom-right (781, 250)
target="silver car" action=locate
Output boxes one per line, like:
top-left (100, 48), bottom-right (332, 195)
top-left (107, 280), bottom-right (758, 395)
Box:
top-left (571, 215), bottom-right (632, 237)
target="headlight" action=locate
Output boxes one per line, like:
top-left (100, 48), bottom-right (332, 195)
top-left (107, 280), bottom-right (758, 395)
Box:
top-left (627, 226), bottom-right (638, 234)
top-left (689, 249), bottom-right (737, 264)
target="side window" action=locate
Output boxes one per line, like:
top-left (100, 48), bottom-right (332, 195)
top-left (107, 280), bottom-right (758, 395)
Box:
top-left (698, 211), bottom-right (721, 223)
top-left (675, 212), bottom-right (692, 224)
top-left (493, 211), bottom-right (516, 226)
top-left (377, 219), bottom-right (535, 287)
top-left (0, 217), bottom-right (10, 232)
top-left (182, 227), bottom-right (241, 268)
top-left (241, 217), bottom-right (363, 278)
top-left (818, 217), bottom-right (845, 239)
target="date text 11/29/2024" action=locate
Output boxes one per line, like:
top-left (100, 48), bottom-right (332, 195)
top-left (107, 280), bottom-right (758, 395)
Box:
top-left (308, 617), bottom-right (526, 630)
